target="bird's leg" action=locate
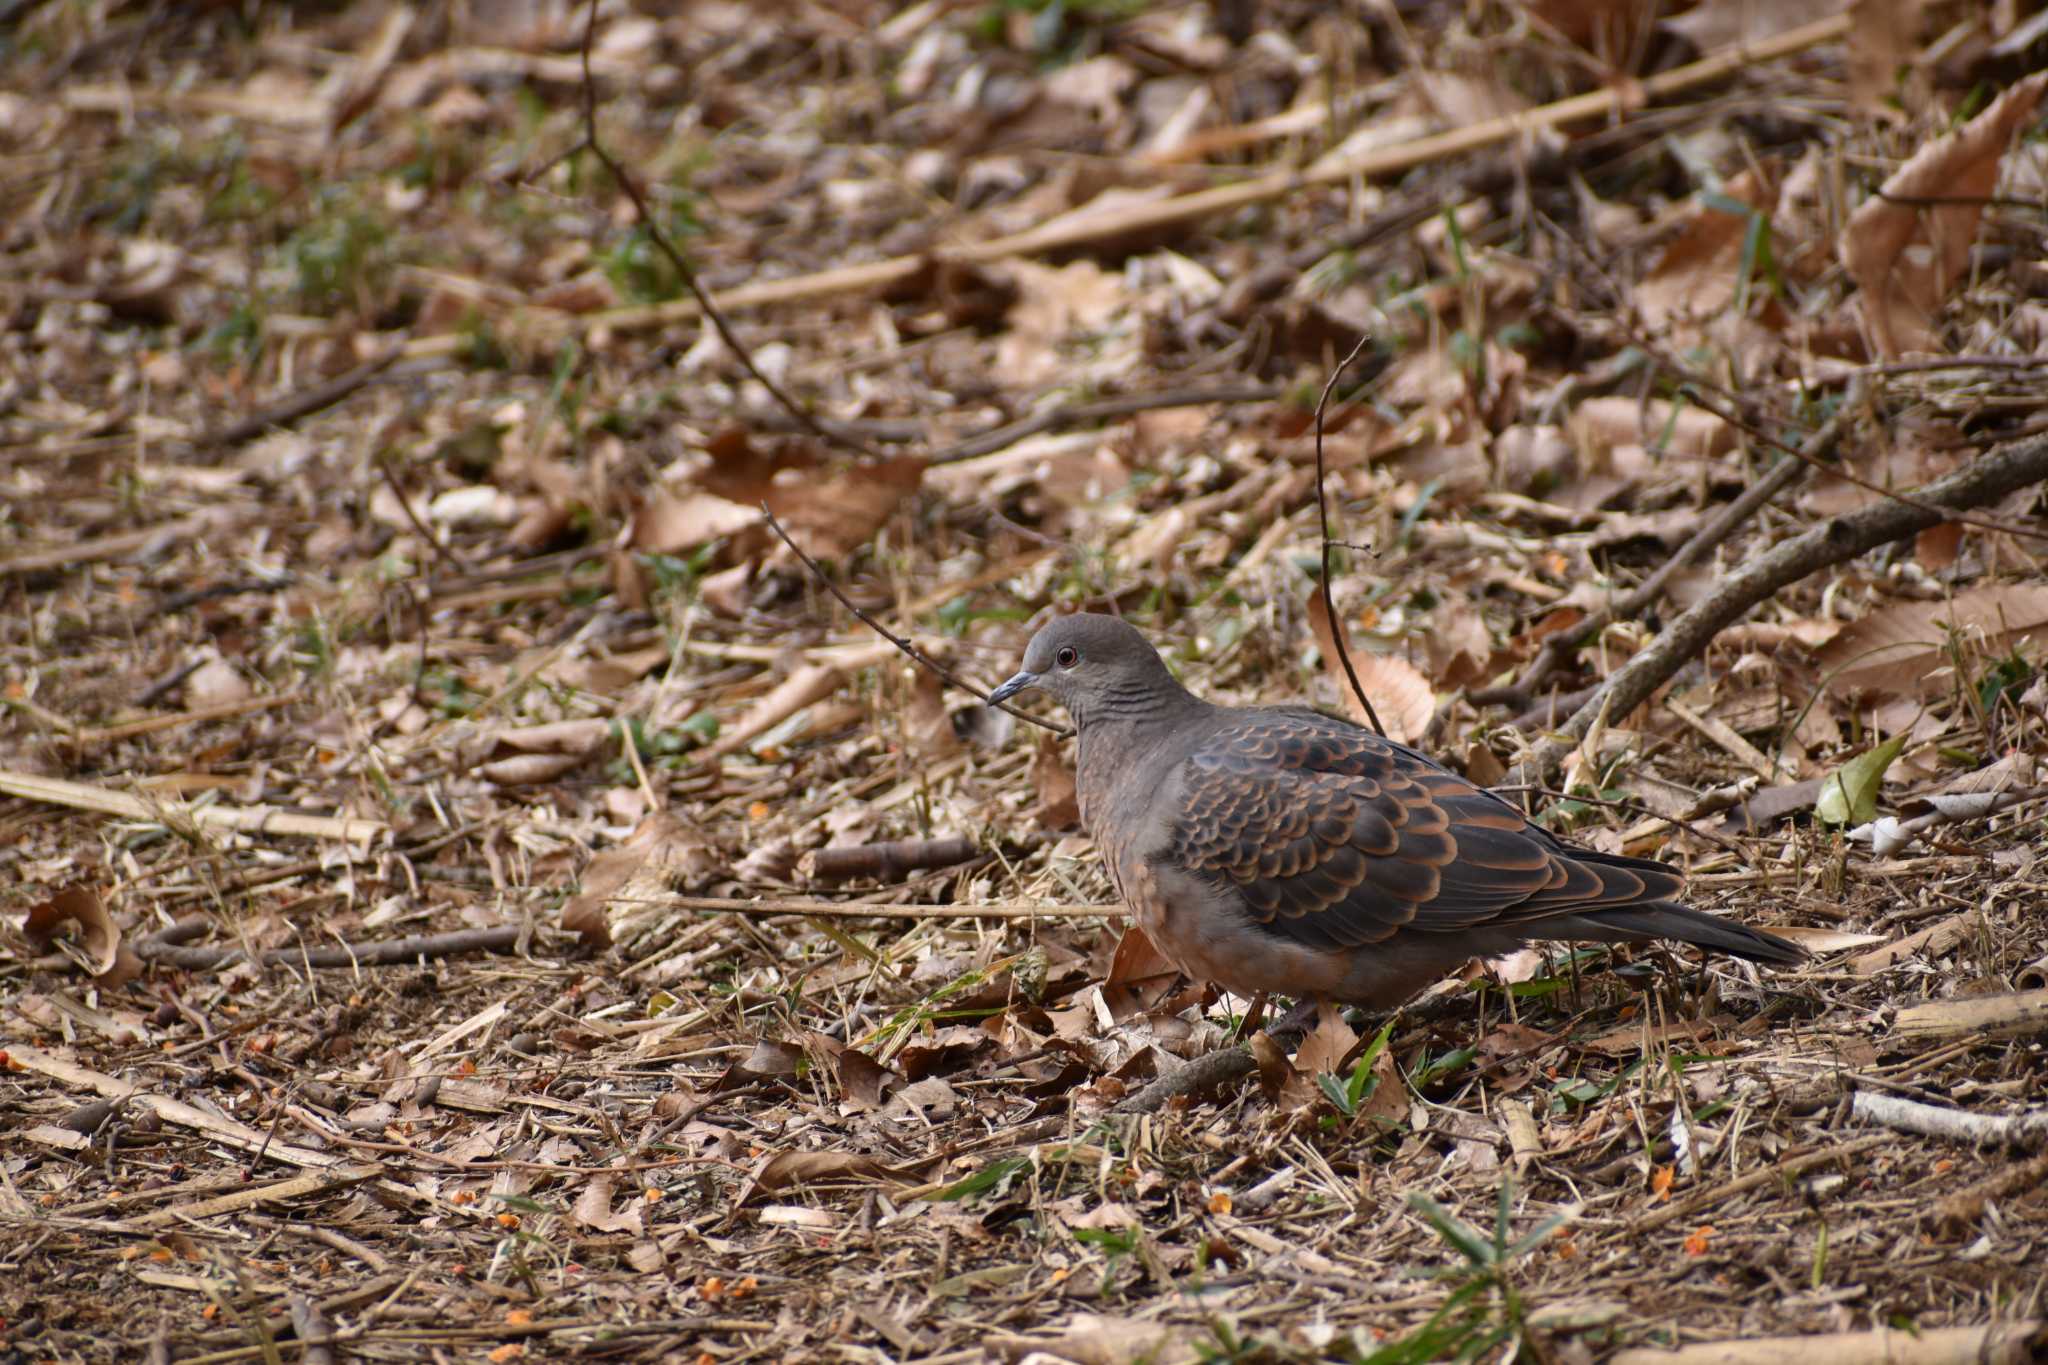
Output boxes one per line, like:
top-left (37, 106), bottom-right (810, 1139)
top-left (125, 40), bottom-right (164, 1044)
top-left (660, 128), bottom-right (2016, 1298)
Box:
top-left (1266, 995), bottom-right (1321, 1038)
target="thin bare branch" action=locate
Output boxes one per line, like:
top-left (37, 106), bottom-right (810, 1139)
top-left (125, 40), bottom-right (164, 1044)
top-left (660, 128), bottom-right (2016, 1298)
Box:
top-left (1312, 330), bottom-right (1386, 738)
top-left (759, 503), bottom-right (1072, 736)
top-left (1516, 429), bottom-right (2048, 783)
top-left (571, 0), bottom-right (871, 457)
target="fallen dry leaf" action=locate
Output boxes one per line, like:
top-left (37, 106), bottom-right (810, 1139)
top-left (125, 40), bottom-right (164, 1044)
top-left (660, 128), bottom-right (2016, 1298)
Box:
top-left (764, 455), bottom-right (925, 563)
top-left (1840, 71), bottom-right (2048, 356)
top-left (1031, 729), bottom-right (1081, 829)
top-left (1101, 922), bottom-right (1181, 1020)
top-left (560, 810), bottom-right (719, 948)
top-left (1844, 0), bottom-right (1919, 118)
top-left (1663, 0), bottom-right (1848, 52)
top-left (1635, 163), bottom-right (1780, 338)
top-left (1306, 590), bottom-right (1434, 744)
top-left (22, 886), bottom-right (139, 987)
top-left (752, 1149), bottom-right (913, 1193)
top-left (570, 1174), bottom-right (645, 1235)
top-left (631, 488), bottom-right (758, 554)
top-left (1816, 583), bottom-right (2048, 699)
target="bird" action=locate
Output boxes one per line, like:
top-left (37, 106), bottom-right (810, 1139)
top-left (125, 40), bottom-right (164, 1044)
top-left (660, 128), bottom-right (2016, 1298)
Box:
top-left (987, 613), bottom-right (1804, 1012)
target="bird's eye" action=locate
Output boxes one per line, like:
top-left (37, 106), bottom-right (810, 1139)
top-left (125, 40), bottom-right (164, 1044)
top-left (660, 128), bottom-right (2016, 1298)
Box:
top-left (1055, 645), bottom-right (1079, 668)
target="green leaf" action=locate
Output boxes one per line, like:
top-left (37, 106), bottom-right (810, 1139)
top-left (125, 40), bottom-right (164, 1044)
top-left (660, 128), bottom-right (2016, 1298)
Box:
top-left (1815, 735), bottom-right (1906, 826)
top-left (927, 1155), bottom-right (1031, 1202)
top-left (1505, 1213), bottom-right (1568, 1263)
top-left (1410, 1046), bottom-right (1476, 1087)
top-left (1356, 1278), bottom-right (1493, 1364)
top-left (1407, 1193), bottom-right (1495, 1268)
top-left (1350, 1015), bottom-right (1398, 1103)
top-left (488, 1194), bottom-right (554, 1215)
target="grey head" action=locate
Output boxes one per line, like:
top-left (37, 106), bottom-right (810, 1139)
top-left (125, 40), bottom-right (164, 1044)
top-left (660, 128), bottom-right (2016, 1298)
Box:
top-left (986, 614), bottom-right (1197, 728)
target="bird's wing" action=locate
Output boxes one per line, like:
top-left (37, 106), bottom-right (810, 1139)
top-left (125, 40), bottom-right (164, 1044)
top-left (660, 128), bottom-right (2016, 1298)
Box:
top-left (1164, 709), bottom-right (1682, 951)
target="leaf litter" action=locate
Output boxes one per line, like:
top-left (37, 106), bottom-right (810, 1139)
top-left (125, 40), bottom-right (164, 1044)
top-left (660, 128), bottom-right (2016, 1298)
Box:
top-left (4, 2), bottom-right (2048, 1362)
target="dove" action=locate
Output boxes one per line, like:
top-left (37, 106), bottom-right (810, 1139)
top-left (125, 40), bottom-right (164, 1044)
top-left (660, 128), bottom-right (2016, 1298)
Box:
top-left (989, 614), bottom-right (1803, 1009)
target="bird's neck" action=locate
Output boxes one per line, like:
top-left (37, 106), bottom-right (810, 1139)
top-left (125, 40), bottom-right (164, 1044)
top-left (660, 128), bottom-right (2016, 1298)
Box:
top-left (1070, 674), bottom-right (1204, 733)
top-left (1072, 689), bottom-right (1208, 853)
top-left (1073, 692), bottom-right (1207, 790)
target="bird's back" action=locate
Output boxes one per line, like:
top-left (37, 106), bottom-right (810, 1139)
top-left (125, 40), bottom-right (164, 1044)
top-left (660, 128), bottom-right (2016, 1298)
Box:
top-left (1152, 702), bottom-right (1802, 973)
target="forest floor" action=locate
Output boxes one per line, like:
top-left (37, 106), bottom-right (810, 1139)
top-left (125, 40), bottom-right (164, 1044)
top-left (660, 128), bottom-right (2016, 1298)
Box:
top-left (3, 1), bottom-right (2048, 1361)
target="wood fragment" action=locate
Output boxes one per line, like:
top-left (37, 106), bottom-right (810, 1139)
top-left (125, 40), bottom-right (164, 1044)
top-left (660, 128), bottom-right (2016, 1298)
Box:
top-left (1851, 1091), bottom-right (2048, 1150)
top-left (1631, 1136), bottom-right (1889, 1232)
top-left (1501, 1100), bottom-right (1543, 1168)
top-left (1893, 990), bottom-right (2048, 1042)
top-left (1933, 1152), bottom-right (2048, 1228)
top-left (0, 769), bottom-right (386, 843)
top-left (1609, 1320), bottom-right (2045, 1365)
top-left (6, 1045), bottom-right (345, 1170)
top-left (127, 1168), bottom-right (384, 1229)
top-left (706, 662), bottom-right (845, 757)
top-left (802, 835), bottom-right (982, 883)
top-left (1848, 913), bottom-right (1975, 974)
top-left (2017, 953), bottom-right (2048, 992)
top-left (1665, 698), bottom-right (1779, 781)
top-left (290, 1294), bottom-right (337, 1365)
top-left (67, 692), bottom-right (301, 747)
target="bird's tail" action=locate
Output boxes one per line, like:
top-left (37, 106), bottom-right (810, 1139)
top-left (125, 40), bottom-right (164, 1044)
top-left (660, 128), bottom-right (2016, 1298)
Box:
top-left (1547, 902), bottom-right (1807, 967)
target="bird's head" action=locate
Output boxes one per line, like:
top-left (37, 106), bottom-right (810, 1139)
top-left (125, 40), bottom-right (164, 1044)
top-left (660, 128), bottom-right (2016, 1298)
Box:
top-left (987, 613), bottom-right (1189, 727)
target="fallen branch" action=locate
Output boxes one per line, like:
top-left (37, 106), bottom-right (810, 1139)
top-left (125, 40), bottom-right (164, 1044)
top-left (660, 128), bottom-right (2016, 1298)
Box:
top-left (1893, 989), bottom-right (2048, 1042)
top-left (1500, 383), bottom-right (1859, 702)
top-left (1113, 993), bottom-right (1478, 1115)
top-left (653, 894), bottom-right (1116, 921)
top-left (1609, 1320), bottom-right (2044, 1365)
top-left (1113, 1039), bottom-right (1262, 1115)
top-left (139, 916), bottom-right (525, 970)
top-left (6, 1044), bottom-right (345, 1171)
top-left (1518, 431), bottom-right (2048, 783)
top-left (1934, 1151), bottom-right (2048, 1228)
top-left (374, 445), bottom-right (463, 576)
top-left (0, 513), bottom-right (239, 578)
top-left (1312, 329), bottom-right (1386, 738)
top-left (802, 836), bottom-right (982, 883)
top-left (198, 341), bottom-right (405, 448)
top-left (1629, 1135), bottom-right (1889, 1233)
top-left (1851, 1091), bottom-right (2048, 1150)
top-left (0, 769), bottom-right (386, 844)
top-left (1681, 382), bottom-right (2048, 546)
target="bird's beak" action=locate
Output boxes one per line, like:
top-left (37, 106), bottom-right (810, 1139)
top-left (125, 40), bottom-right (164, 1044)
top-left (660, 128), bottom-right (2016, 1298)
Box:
top-left (986, 670), bottom-right (1039, 707)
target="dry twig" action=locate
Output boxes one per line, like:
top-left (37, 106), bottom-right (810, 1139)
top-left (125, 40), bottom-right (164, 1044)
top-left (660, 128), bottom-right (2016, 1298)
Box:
top-left (1518, 431), bottom-right (2048, 782)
